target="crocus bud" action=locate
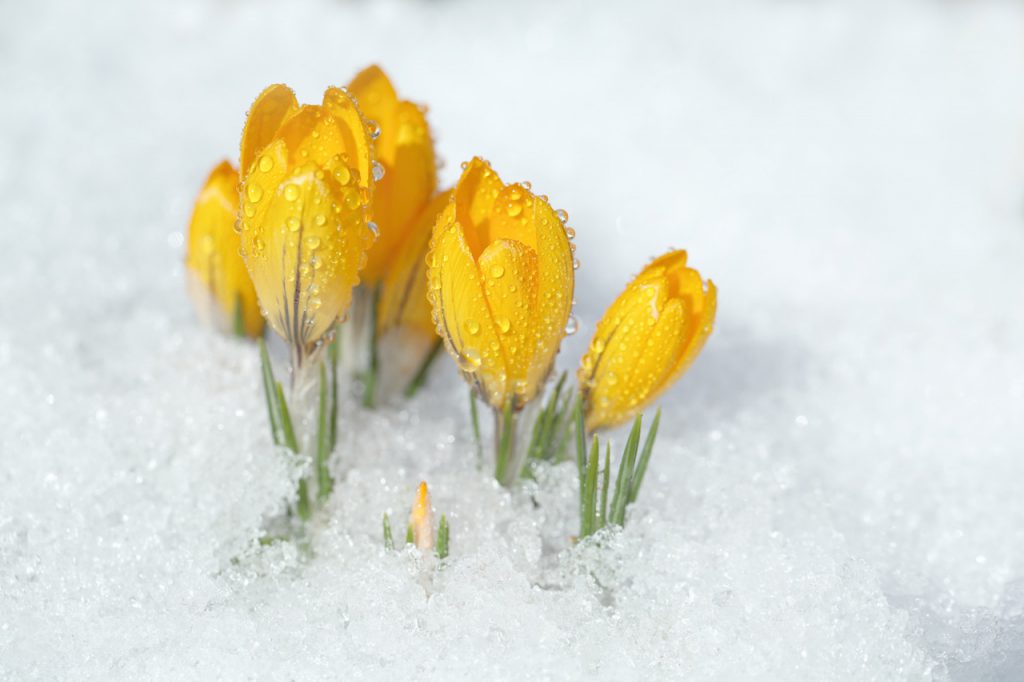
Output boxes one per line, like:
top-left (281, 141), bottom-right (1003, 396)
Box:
top-left (578, 250), bottom-right (716, 432)
top-left (427, 158), bottom-right (574, 411)
top-left (185, 160), bottom-right (263, 337)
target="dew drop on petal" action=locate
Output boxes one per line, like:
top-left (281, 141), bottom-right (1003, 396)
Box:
top-left (371, 161), bottom-right (385, 182)
top-left (284, 184), bottom-right (300, 202)
top-left (464, 319), bottom-right (481, 335)
top-left (258, 155), bottom-right (274, 172)
top-left (565, 316), bottom-right (578, 335)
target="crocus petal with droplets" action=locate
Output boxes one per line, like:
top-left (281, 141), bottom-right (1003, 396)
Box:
top-left (377, 189), bottom-right (452, 337)
top-left (578, 250), bottom-right (716, 432)
top-left (185, 160), bottom-right (263, 337)
top-left (427, 158), bottom-right (574, 410)
top-left (349, 65), bottom-right (437, 283)
top-left (238, 86), bottom-right (376, 366)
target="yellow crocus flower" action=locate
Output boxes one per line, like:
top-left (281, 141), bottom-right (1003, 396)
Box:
top-left (578, 250), bottom-right (717, 432)
top-left (409, 481), bottom-right (434, 550)
top-left (427, 158), bottom-right (575, 410)
top-left (185, 160), bottom-right (264, 338)
top-left (237, 84), bottom-right (377, 369)
top-left (349, 65), bottom-right (437, 284)
top-left (376, 189), bottom-right (452, 338)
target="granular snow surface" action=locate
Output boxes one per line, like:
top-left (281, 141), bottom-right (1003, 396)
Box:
top-left (2, 0), bottom-right (1024, 679)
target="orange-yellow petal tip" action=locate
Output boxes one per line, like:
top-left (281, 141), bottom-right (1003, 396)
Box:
top-left (410, 481), bottom-right (433, 550)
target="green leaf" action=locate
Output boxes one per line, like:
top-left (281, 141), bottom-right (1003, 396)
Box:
top-left (598, 443), bottom-right (611, 531)
top-left (404, 338), bottom-right (444, 398)
top-left (362, 284), bottom-right (381, 408)
top-left (382, 513), bottom-right (394, 550)
top-left (258, 339), bottom-right (281, 446)
top-left (469, 388), bottom-right (483, 461)
top-left (315, 362), bottom-right (333, 502)
top-left (580, 435), bottom-right (600, 538)
top-left (436, 515), bottom-right (449, 559)
top-left (495, 401), bottom-right (515, 485)
top-left (573, 396), bottom-right (586, 524)
top-left (628, 408), bottom-right (661, 504)
top-left (275, 381), bottom-right (299, 453)
top-left (610, 415), bottom-right (643, 526)
top-left (405, 523), bottom-right (414, 546)
top-left (328, 324), bottom-right (340, 450)
top-left (296, 479), bottom-right (311, 521)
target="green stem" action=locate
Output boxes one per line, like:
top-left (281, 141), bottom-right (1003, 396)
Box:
top-left (404, 338), bottom-right (444, 398)
top-left (328, 325), bottom-right (340, 450)
top-left (316, 362), bottom-right (333, 502)
top-left (580, 435), bottom-right (600, 538)
top-left (628, 408), bottom-right (661, 504)
top-left (436, 515), bottom-right (449, 559)
top-left (598, 443), bottom-right (611, 531)
top-left (494, 401), bottom-right (516, 486)
top-left (383, 513), bottom-right (394, 550)
top-left (469, 388), bottom-right (483, 461)
top-left (259, 339), bottom-right (281, 445)
top-left (362, 284), bottom-right (381, 408)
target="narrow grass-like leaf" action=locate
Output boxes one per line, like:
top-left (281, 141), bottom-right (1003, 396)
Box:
top-left (258, 339), bottom-right (281, 445)
top-left (328, 325), bottom-right (340, 450)
top-left (404, 338), bottom-right (444, 398)
top-left (383, 513), bottom-right (394, 550)
top-left (436, 515), bottom-right (449, 559)
top-left (405, 523), bottom-right (414, 546)
top-left (469, 388), bottom-right (483, 461)
top-left (580, 435), bottom-right (600, 538)
top-left (573, 397), bottom-right (586, 523)
top-left (275, 381), bottom-right (299, 453)
top-left (598, 443), bottom-right (611, 531)
top-left (315, 362), bottom-right (333, 501)
top-left (628, 408), bottom-right (661, 504)
top-left (362, 284), bottom-right (381, 408)
top-left (609, 415), bottom-right (643, 526)
top-left (296, 479), bottom-right (311, 521)
top-left (495, 401), bottom-right (515, 484)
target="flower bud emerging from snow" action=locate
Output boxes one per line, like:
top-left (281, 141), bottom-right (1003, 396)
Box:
top-left (185, 161), bottom-right (263, 338)
top-left (237, 84), bottom-right (377, 368)
top-left (426, 158), bottom-right (575, 411)
top-left (578, 250), bottom-right (716, 432)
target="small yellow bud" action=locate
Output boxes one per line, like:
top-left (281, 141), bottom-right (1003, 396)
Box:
top-left (184, 161), bottom-right (264, 338)
top-left (578, 250), bottom-right (716, 432)
top-left (349, 66), bottom-right (437, 284)
top-left (427, 158), bottom-right (575, 411)
top-left (237, 84), bottom-right (377, 366)
top-left (409, 481), bottom-right (434, 550)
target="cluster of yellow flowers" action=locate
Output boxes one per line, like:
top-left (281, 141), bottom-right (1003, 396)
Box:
top-left (185, 65), bottom-right (716, 497)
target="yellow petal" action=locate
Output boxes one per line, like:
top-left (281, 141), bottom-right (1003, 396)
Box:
top-left (377, 189), bottom-right (452, 337)
top-left (478, 238), bottom-right (539, 405)
top-left (579, 250), bottom-right (716, 431)
top-left (453, 158), bottom-right (505, 258)
top-left (241, 161), bottom-right (372, 361)
top-left (321, 86), bottom-right (375, 194)
top-left (362, 100), bottom-right (437, 282)
top-left (185, 161), bottom-right (263, 337)
top-left (240, 84), bottom-right (298, 177)
top-left (427, 202), bottom-right (508, 407)
top-left (348, 65), bottom-right (398, 159)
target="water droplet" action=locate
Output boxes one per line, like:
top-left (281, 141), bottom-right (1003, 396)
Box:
top-left (565, 227), bottom-right (576, 239)
top-left (496, 317), bottom-right (511, 333)
top-left (305, 236), bottom-right (321, 249)
top-left (371, 161), bottom-right (385, 182)
top-left (464, 319), bottom-right (481, 335)
top-left (456, 348), bottom-right (481, 372)
top-left (258, 155), bottom-right (274, 172)
top-left (573, 259), bottom-right (581, 270)
top-left (308, 297), bottom-right (322, 311)
top-left (521, 181), bottom-right (532, 190)
top-left (507, 202), bottom-right (522, 217)
top-left (314, 214), bottom-right (326, 227)
top-left (489, 264), bottom-right (505, 279)
top-left (592, 338), bottom-right (606, 354)
top-left (555, 209), bottom-right (568, 222)
top-left (246, 183), bottom-right (263, 203)
top-left (565, 316), bottom-right (578, 335)
top-left (335, 166), bottom-right (351, 186)
top-left (368, 221), bottom-right (379, 237)
top-left (368, 120), bottom-right (381, 140)
top-left (287, 216), bottom-right (300, 232)
top-left (284, 185), bottom-right (300, 202)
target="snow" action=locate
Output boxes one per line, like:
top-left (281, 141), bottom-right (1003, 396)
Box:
top-left (2, 0), bottom-right (1024, 679)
